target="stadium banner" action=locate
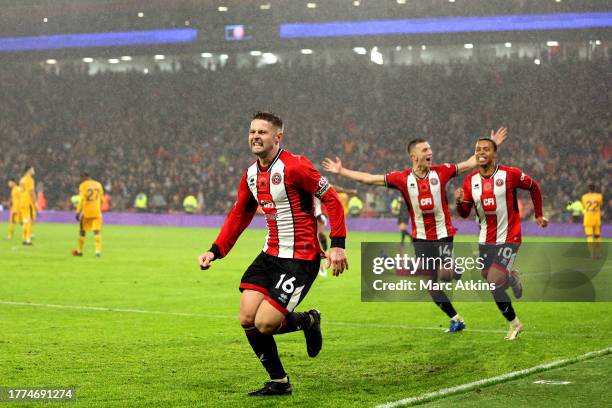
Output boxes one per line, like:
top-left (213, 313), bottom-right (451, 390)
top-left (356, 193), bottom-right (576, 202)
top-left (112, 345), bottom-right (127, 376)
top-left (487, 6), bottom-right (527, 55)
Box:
top-left (361, 242), bottom-right (611, 302)
top-left (1, 210), bottom-right (608, 238)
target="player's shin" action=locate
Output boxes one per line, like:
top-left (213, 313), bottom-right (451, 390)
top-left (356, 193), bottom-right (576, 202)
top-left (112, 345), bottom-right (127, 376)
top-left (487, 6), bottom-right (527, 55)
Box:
top-left (429, 289), bottom-right (458, 318)
top-left (78, 236), bottom-right (85, 253)
top-left (275, 312), bottom-right (312, 334)
top-left (8, 221), bottom-right (15, 239)
top-left (242, 324), bottom-right (287, 381)
top-left (94, 234), bottom-right (102, 254)
top-left (492, 288), bottom-right (516, 321)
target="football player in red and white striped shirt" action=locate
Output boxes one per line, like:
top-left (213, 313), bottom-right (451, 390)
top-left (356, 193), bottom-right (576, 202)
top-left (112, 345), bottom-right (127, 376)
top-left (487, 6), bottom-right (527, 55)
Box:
top-left (455, 138), bottom-right (548, 340)
top-left (323, 128), bottom-right (507, 333)
top-left (198, 112), bottom-right (347, 396)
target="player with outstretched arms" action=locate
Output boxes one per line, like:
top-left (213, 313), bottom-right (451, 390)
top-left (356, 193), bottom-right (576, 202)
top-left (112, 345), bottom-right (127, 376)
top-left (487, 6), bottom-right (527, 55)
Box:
top-left (323, 128), bottom-right (507, 333)
top-left (198, 112), bottom-right (348, 396)
top-left (455, 138), bottom-right (548, 340)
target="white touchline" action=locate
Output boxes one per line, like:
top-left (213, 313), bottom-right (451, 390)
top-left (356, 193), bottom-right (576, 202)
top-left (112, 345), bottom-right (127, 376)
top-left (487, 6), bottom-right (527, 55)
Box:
top-left (0, 300), bottom-right (597, 337)
top-left (375, 346), bottom-right (612, 408)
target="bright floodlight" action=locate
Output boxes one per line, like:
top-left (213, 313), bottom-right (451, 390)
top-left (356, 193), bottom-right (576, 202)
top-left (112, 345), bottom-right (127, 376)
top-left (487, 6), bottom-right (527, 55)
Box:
top-left (201, 52), bottom-right (213, 58)
top-left (546, 41), bottom-right (559, 47)
top-left (154, 54), bottom-right (165, 60)
top-left (464, 43), bottom-right (474, 49)
top-left (370, 47), bottom-right (383, 65)
top-left (45, 59), bottom-right (56, 64)
top-left (250, 50), bottom-right (262, 56)
top-left (353, 47), bottom-right (367, 55)
top-left (83, 57), bottom-right (94, 63)
top-left (300, 49), bottom-right (313, 54)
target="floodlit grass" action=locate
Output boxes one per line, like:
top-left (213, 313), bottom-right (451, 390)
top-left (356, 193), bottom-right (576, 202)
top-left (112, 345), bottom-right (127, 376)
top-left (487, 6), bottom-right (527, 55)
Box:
top-left (1, 222), bottom-right (610, 407)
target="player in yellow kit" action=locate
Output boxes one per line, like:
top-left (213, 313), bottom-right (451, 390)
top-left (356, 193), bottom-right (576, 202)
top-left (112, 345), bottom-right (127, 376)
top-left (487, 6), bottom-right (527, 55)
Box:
top-left (71, 173), bottom-right (104, 257)
top-left (7, 178), bottom-right (21, 240)
top-left (19, 166), bottom-right (37, 245)
top-left (581, 184), bottom-right (604, 259)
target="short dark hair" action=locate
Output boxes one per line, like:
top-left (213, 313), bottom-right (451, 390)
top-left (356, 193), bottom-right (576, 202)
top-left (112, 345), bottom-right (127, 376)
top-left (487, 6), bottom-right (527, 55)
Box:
top-left (81, 172), bottom-right (90, 179)
top-left (588, 184), bottom-right (596, 192)
top-left (8, 177), bottom-right (16, 183)
top-left (407, 138), bottom-right (428, 154)
top-left (24, 165), bottom-right (33, 173)
top-left (252, 111), bottom-right (283, 130)
top-left (477, 138), bottom-right (498, 152)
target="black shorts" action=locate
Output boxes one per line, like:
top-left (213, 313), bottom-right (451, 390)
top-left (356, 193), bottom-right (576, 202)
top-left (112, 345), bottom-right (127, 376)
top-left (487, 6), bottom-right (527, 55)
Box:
top-left (412, 237), bottom-right (454, 275)
top-left (239, 252), bottom-right (320, 315)
top-left (479, 243), bottom-right (520, 273)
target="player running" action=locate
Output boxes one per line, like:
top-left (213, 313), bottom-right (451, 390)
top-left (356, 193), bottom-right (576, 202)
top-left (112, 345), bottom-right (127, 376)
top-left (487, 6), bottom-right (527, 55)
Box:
top-left (7, 178), bottom-right (21, 240)
top-left (581, 185), bottom-right (603, 259)
top-left (455, 138), bottom-right (548, 340)
top-left (18, 165), bottom-right (37, 246)
top-left (323, 128), bottom-right (507, 333)
top-left (198, 112), bottom-right (348, 396)
top-left (71, 173), bottom-right (104, 257)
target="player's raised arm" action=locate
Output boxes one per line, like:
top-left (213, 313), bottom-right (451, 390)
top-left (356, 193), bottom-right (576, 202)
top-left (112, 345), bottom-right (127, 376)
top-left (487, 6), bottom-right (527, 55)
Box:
top-left (457, 127), bottom-right (507, 174)
top-left (296, 156), bottom-right (348, 276)
top-left (199, 172), bottom-right (258, 270)
top-left (322, 156), bottom-right (385, 186)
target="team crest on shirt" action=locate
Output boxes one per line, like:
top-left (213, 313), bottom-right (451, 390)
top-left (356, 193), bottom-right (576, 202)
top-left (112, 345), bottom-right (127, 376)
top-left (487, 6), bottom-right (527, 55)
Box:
top-left (430, 178), bottom-right (439, 186)
top-left (248, 176), bottom-right (256, 188)
top-left (271, 173), bottom-right (282, 185)
top-left (496, 179), bottom-right (504, 187)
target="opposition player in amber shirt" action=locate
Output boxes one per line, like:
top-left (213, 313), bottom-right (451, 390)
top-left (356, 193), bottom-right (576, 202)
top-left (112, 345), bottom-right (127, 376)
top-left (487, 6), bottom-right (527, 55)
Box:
top-left (7, 178), bottom-right (21, 240)
top-left (198, 112), bottom-right (347, 396)
top-left (323, 128), bottom-right (507, 333)
top-left (72, 173), bottom-right (104, 257)
top-left (455, 138), bottom-right (548, 340)
top-left (18, 165), bottom-right (37, 245)
top-left (581, 185), bottom-right (604, 259)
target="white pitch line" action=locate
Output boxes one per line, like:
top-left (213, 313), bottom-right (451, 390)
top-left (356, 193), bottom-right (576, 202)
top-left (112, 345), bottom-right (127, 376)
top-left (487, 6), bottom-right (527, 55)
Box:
top-left (375, 346), bottom-right (612, 408)
top-left (0, 301), bottom-right (598, 337)
top-left (0, 301), bottom-right (231, 320)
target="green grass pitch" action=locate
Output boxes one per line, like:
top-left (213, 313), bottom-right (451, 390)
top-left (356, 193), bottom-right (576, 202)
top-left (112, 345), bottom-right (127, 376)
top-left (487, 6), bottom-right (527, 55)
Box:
top-left (1, 222), bottom-right (611, 407)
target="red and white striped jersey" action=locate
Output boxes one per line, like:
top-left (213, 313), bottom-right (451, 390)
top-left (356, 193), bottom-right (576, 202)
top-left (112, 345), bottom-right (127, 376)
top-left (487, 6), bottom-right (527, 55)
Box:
top-left (211, 149), bottom-right (346, 261)
top-left (458, 164), bottom-right (543, 244)
top-left (385, 163), bottom-right (458, 240)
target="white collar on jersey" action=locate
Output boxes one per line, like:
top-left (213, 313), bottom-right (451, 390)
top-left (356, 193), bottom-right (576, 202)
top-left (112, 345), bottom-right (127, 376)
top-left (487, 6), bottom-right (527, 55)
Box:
top-left (412, 168), bottom-right (430, 180)
top-left (257, 148), bottom-right (283, 173)
top-left (479, 164), bottom-right (499, 179)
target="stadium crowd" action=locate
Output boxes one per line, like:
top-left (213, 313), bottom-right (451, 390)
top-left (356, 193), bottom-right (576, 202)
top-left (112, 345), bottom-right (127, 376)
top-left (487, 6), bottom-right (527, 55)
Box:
top-left (0, 55), bottom-right (610, 221)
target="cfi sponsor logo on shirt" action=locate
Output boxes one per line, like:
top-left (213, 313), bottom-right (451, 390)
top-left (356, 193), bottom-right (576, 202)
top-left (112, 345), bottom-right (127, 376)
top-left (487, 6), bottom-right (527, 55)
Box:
top-left (260, 200), bottom-right (276, 210)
